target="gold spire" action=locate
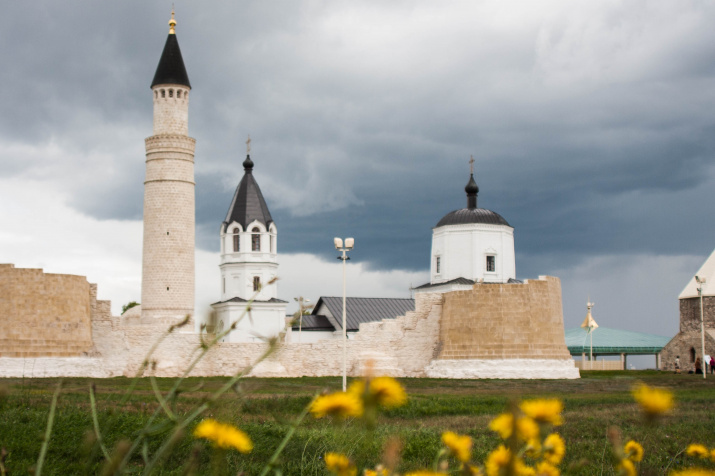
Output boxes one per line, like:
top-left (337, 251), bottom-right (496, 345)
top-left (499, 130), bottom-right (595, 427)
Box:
top-left (169, 7), bottom-right (176, 34)
top-left (469, 155), bottom-right (475, 174)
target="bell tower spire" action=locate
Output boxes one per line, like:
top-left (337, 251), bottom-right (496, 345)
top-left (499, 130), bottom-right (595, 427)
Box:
top-left (465, 155), bottom-right (479, 209)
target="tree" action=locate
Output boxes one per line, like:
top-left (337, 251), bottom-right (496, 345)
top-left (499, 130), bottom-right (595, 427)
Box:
top-left (122, 301), bottom-right (140, 315)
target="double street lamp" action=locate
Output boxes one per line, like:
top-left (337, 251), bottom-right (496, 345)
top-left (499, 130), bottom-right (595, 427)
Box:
top-left (334, 237), bottom-right (354, 391)
top-left (696, 275), bottom-right (707, 380)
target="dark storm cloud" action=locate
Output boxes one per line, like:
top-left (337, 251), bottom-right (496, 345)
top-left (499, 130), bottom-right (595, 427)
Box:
top-left (3, 1), bottom-right (715, 278)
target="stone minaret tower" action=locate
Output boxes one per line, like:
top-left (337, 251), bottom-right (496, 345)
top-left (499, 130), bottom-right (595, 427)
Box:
top-left (141, 12), bottom-right (196, 322)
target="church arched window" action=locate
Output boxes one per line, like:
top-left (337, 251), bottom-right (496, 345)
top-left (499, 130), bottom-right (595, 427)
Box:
top-left (233, 228), bottom-right (240, 252)
top-left (252, 227), bottom-right (261, 251)
top-left (253, 276), bottom-right (261, 292)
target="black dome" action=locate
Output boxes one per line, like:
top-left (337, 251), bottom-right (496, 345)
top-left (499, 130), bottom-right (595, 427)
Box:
top-left (436, 208), bottom-right (511, 227)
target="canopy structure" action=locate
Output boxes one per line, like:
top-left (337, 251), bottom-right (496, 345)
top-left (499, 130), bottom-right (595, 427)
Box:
top-left (565, 327), bottom-right (671, 370)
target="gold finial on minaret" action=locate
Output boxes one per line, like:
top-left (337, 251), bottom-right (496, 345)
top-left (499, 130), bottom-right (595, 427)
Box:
top-left (169, 6), bottom-right (176, 34)
top-left (469, 155), bottom-right (475, 174)
top-left (246, 135), bottom-right (251, 155)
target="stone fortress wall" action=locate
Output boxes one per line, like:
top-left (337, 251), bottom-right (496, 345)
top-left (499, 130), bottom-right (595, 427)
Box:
top-left (0, 264), bottom-right (93, 358)
top-left (0, 264), bottom-right (577, 379)
top-left (660, 296), bottom-right (715, 372)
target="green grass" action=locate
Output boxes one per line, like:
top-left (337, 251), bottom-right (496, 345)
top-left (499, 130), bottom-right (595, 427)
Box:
top-left (2, 372), bottom-right (715, 474)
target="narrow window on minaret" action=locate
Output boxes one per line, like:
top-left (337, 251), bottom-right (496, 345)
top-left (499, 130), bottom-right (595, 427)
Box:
top-left (253, 276), bottom-right (261, 292)
top-left (252, 228), bottom-right (261, 251)
top-left (233, 229), bottom-right (240, 252)
top-left (435, 256), bottom-right (441, 274)
top-left (168, 89), bottom-right (173, 98)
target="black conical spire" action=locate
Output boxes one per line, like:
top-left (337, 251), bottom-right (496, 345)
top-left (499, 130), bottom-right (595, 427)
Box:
top-left (465, 156), bottom-right (479, 209)
top-left (150, 11), bottom-right (191, 89)
top-left (223, 138), bottom-right (273, 230)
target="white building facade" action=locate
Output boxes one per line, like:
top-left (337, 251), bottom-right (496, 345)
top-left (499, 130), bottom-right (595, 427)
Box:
top-left (211, 153), bottom-right (287, 342)
top-left (416, 169), bottom-right (516, 294)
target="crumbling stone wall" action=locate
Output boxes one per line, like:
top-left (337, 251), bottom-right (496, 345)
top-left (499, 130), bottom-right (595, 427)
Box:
top-left (679, 297), bottom-right (715, 332)
top-left (0, 264), bottom-right (93, 357)
top-left (437, 276), bottom-right (572, 360)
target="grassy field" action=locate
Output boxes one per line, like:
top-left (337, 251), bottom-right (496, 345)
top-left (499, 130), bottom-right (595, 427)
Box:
top-left (1, 371), bottom-right (715, 475)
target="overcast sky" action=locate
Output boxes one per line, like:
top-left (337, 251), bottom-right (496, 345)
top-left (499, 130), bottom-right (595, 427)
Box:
top-left (2, 1), bottom-right (714, 359)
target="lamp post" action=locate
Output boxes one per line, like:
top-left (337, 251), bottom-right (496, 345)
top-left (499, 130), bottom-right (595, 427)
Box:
top-left (696, 275), bottom-right (707, 380)
top-left (334, 237), bottom-right (354, 391)
top-left (293, 297), bottom-right (312, 344)
top-left (580, 298), bottom-right (598, 370)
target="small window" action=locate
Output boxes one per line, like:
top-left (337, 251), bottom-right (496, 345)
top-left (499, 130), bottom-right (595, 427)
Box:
top-left (176, 90), bottom-right (181, 98)
top-left (222, 278), bottom-right (225, 294)
top-left (161, 89), bottom-right (166, 98)
top-left (435, 256), bottom-right (441, 274)
top-left (270, 234), bottom-right (275, 253)
top-left (691, 347), bottom-right (696, 363)
top-left (253, 276), bottom-right (261, 292)
top-left (252, 227), bottom-right (261, 251)
top-left (154, 91), bottom-right (158, 99)
top-left (233, 228), bottom-right (240, 252)
top-left (486, 255), bottom-right (496, 272)
top-left (168, 89), bottom-right (173, 98)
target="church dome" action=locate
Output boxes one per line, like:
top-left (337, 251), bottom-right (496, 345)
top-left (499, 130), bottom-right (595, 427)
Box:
top-left (436, 208), bottom-right (511, 227)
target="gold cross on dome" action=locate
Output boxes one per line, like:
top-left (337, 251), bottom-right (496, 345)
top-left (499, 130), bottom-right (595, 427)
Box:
top-left (246, 135), bottom-right (251, 154)
top-left (469, 155), bottom-right (475, 174)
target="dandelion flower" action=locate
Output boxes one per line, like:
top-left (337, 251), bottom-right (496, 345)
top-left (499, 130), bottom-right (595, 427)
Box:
top-left (687, 444), bottom-right (710, 458)
top-left (466, 465), bottom-right (484, 475)
top-left (631, 383), bottom-right (674, 417)
top-left (670, 469), bottom-right (715, 475)
top-left (617, 459), bottom-right (636, 476)
top-left (370, 377), bottom-right (408, 408)
top-left (514, 459), bottom-right (536, 476)
top-left (364, 469), bottom-right (389, 476)
top-left (404, 471), bottom-right (446, 476)
top-left (710, 448), bottom-right (715, 463)
top-left (488, 413), bottom-right (539, 441)
top-left (325, 453), bottom-right (357, 476)
top-left (535, 461), bottom-right (560, 476)
top-left (624, 440), bottom-right (644, 462)
top-left (193, 419), bottom-right (253, 453)
top-left (520, 399), bottom-right (563, 426)
top-left (485, 445), bottom-right (511, 476)
top-left (311, 392), bottom-right (364, 419)
top-left (441, 431), bottom-right (472, 463)
top-left (542, 433), bottom-right (565, 465)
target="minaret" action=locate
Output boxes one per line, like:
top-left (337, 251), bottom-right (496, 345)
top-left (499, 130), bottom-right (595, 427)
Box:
top-left (141, 11), bottom-right (196, 322)
top-left (211, 138), bottom-right (287, 342)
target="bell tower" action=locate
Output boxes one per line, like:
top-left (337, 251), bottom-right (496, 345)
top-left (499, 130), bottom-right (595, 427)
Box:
top-left (141, 11), bottom-right (196, 322)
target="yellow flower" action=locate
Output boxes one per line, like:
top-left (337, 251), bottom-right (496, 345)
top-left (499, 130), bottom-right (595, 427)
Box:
top-left (349, 377), bottom-right (408, 409)
top-left (710, 448), bottom-right (715, 463)
top-left (485, 445), bottom-right (511, 476)
top-left (535, 461), bottom-right (560, 476)
top-left (441, 431), bottom-right (472, 463)
top-left (624, 440), bottom-right (644, 462)
top-left (488, 413), bottom-right (539, 441)
top-left (311, 392), bottom-right (364, 419)
top-left (364, 469), bottom-right (389, 476)
top-left (515, 459), bottom-right (536, 476)
top-left (631, 383), bottom-right (674, 417)
top-left (193, 419), bottom-right (253, 453)
top-left (520, 399), bottom-right (563, 426)
top-left (670, 470), bottom-right (715, 476)
top-left (687, 444), bottom-right (710, 458)
top-left (325, 452), bottom-right (357, 476)
top-left (404, 471), bottom-right (445, 476)
top-left (542, 433), bottom-right (565, 465)
top-left (370, 377), bottom-right (408, 408)
top-left (617, 458), bottom-right (636, 476)
top-left (466, 465), bottom-right (484, 476)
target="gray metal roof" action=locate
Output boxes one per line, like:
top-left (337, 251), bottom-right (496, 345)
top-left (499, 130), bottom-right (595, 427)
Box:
top-left (436, 208), bottom-right (511, 227)
top-left (212, 297), bottom-right (288, 305)
top-left (312, 297), bottom-right (415, 331)
top-left (565, 327), bottom-right (671, 355)
top-left (291, 314), bottom-right (334, 331)
top-left (223, 156), bottom-right (274, 231)
top-left (413, 277), bottom-right (475, 290)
